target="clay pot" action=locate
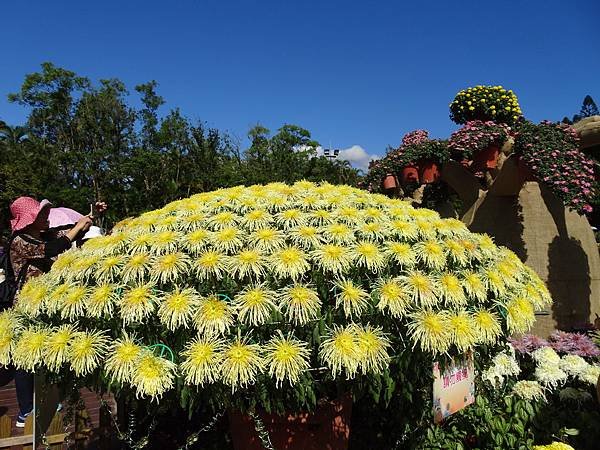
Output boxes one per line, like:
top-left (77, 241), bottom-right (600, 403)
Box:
top-left (418, 160), bottom-right (441, 184)
top-left (472, 145), bottom-right (500, 171)
top-left (382, 174), bottom-right (398, 190)
top-left (228, 396), bottom-right (352, 450)
top-left (401, 165), bottom-right (420, 185)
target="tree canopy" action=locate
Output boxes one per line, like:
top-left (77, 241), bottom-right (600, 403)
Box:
top-left (0, 63), bottom-right (358, 236)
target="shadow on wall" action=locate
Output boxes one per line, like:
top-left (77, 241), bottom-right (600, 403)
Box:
top-left (468, 194), bottom-right (527, 262)
top-left (540, 185), bottom-right (592, 330)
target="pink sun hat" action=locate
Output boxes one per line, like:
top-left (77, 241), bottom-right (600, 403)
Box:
top-left (9, 196), bottom-right (53, 232)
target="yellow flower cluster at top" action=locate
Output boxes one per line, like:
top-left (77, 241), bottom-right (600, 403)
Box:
top-left (450, 85), bottom-right (523, 126)
top-left (533, 442), bottom-right (575, 450)
top-left (1, 181), bottom-right (551, 400)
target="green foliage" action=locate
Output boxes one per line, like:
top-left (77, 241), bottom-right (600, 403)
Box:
top-left (0, 63), bottom-right (359, 237)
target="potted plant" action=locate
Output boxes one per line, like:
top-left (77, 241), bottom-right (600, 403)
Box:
top-left (513, 120), bottom-right (597, 215)
top-left (450, 85), bottom-right (523, 126)
top-left (401, 139), bottom-right (451, 184)
top-left (2, 182), bottom-right (552, 449)
top-left (448, 120), bottom-right (511, 177)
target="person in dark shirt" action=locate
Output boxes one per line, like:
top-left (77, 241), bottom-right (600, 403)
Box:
top-left (7, 196), bottom-right (93, 427)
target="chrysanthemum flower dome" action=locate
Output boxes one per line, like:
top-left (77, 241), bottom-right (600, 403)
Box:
top-left (2, 182), bottom-right (551, 400)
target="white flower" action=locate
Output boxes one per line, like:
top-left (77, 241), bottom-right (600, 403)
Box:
top-left (559, 354), bottom-right (589, 377)
top-left (512, 380), bottom-right (545, 401)
top-left (492, 352), bottom-right (521, 377)
top-left (531, 347), bottom-right (560, 366)
top-left (534, 364), bottom-right (568, 389)
top-left (579, 364), bottom-right (600, 385)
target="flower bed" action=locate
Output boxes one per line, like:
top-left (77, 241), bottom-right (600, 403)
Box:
top-left (0, 182), bottom-right (550, 446)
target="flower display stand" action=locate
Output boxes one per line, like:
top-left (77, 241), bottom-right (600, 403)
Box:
top-left (442, 156), bottom-right (600, 336)
top-left (471, 145), bottom-right (500, 172)
top-left (228, 396), bottom-right (352, 450)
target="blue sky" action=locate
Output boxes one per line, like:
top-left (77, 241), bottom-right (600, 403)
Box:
top-left (1, 0), bottom-right (599, 170)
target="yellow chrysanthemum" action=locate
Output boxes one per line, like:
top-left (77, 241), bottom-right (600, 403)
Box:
top-left (269, 245), bottom-right (310, 280)
top-left (275, 208), bottom-right (305, 229)
top-left (279, 283), bottom-right (321, 325)
top-left (194, 249), bottom-right (228, 280)
top-left (68, 330), bottom-right (109, 376)
top-left (483, 268), bottom-right (506, 296)
top-left (210, 226), bottom-right (244, 253)
top-left (60, 285), bottom-right (88, 320)
top-left (320, 325), bottom-right (361, 379)
top-left (357, 221), bottom-right (390, 241)
top-left (181, 228), bottom-right (211, 253)
top-left (323, 222), bottom-right (356, 244)
top-left (132, 351), bottom-right (176, 399)
top-left (362, 207), bottom-right (385, 222)
top-left (414, 240), bottom-right (446, 270)
top-left (149, 230), bottom-right (181, 255)
top-left (87, 284), bottom-right (118, 318)
top-left (407, 310), bottom-right (450, 354)
top-left (385, 242), bottom-right (417, 267)
top-left (308, 209), bottom-right (335, 226)
top-left (206, 211), bottom-right (238, 230)
top-left (104, 333), bottom-right (143, 383)
top-left (240, 209), bottom-right (273, 231)
top-left (311, 244), bottom-right (353, 274)
top-left (334, 279), bottom-right (370, 318)
top-left (52, 251), bottom-right (78, 273)
top-left (471, 309), bottom-right (501, 344)
top-left (118, 283), bottom-right (157, 324)
top-left (121, 252), bottom-right (153, 284)
top-left (0, 310), bottom-right (19, 365)
top-left (289, 225), bottom-right (322, 249)
top-left (335, 206), bottom-right (363, 225)
top-left (373, 277), bottom-right (410, 318)
top-left (44, 324), bottom-right (77, 371)
top-left (69, 254), bottom-right (100, 280)
top-left (178, 212), bottom-right (205, 232)
top-left (234, 284), bottom-right (278, 326)
top-left (129, 232), bottom-right (155, 254)
top-left (353, 324), bottom-right (391, 375)
top-left (194, 294), bottom-right (235, 336)
top-left (264, 331), bottom-right (310, 387)
top-left (351, 241), bottom-right (385, 272)
top-left (448, 311), bottom-right (478, 351)
top-left (403, 271), bottom-right (439, 307)
top-left (154, 214), bottom-right (178, 231)
top-left (15, 277), bottom-right (49, 316)
top-left (158, 287), bottom-right (200, 330)
top-left (95, 255), bottom-right (125, 282)
top-left (221, 336), bottom-right (264, 392)
top-left (444, 239), bottom-right (469, 266)
top-left (151, 251), bottom-right (190, 284)
top-left (389, 220), bottom-right (419, 240)
top-left (228, 249), bottom-right (266, 279)
top-left (43, 282), bottom-right (71, 315)
top-left (462, 271), bottom-right (487, 302)
top-left (438, 273), bottom-right (466, 306)
top-left (248, 227), bottom-right (286, 252)
top-left (506, 296), bottom-right (535, 333)
top-left (180, 335), bottom-right (224, 386)
top-left (13, 327), bottom-right (50, 371)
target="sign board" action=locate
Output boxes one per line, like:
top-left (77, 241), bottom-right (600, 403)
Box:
top-left (432, 353), bottom-right (475, 423)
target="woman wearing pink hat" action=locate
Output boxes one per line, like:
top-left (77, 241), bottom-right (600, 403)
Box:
top-left (5, 196), bottom-right (93, 428)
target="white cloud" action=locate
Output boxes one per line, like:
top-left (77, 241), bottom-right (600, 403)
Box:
top-left (336, 145), bottom-right (380, 172)
top-left (295, 144), bottom-right (380, 172)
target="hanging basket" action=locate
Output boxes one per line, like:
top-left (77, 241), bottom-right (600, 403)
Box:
top-left (382, 174), bottom-right (398, 190)
top-left (228, 396), bottom-right (352, 450)
top-left (400, 165), bottom-right (420, 185)
top-left (418, 160), bottom-right (441, 184)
